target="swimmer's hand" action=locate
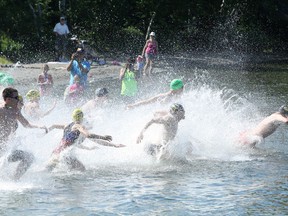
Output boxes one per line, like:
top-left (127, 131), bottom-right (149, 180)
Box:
top-left (102, 135), bottom-right (112, 142)
top-left (115, 144), bottom-right (125, 148)
top-left (125, 105), bottom-right (132, 110)
top-left (136, 133), bottom-right (143, 144)
top-left (41, 126), bottom-right (48, 133)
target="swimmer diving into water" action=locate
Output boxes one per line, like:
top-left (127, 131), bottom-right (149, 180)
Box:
top-left (238, 105), bottom-right (288, 147)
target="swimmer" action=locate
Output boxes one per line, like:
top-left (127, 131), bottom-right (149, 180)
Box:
top-left (24, 89), bottom-right (56, 120)
top-left (0, 87), bottom-right (47, 180)
top-left (136, 103), bottom-right (186, 159)
top-left (46, 109), bottom-right (125, 171)
top-left (81, 87), bottom-right (109, 114)
top-left (127, 79), bottom-right (184, 109)
top-left (238, 105), bottom-right (288, 147)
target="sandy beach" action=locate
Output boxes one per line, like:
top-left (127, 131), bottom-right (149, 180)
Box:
top-left (0, 62), bottom-right (124, 89)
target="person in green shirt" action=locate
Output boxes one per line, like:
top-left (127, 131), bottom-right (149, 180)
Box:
top-left (119, 57), bottom-right (138, 103)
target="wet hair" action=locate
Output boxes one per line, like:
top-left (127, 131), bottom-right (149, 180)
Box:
top-left (95, 88), bottom-right (108, 97)
top-left (169, 103), bottom-right (185, 115)
top-left (279, 105), bottom-right (288, 116)
top-left (2, 87), bottom-right (18, 100)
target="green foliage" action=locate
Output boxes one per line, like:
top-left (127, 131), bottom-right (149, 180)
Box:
top-left (0, 0), bottom-right (287, 62)
top-left (0, 33), bottom-right (23, 59)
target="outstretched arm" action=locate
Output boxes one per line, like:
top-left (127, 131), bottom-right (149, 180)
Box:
top-left (48, 124), bottom-right (65, 132)
top-left (17, 113), bottom-right (48, 133)
top-left (136, 119), bottom-right (156, 144)
top-left (41, 101), bottom-right (57, 118)
top-left (119, 68), bottom-right (126, 80)
top-left (127, 93), bottom-right (167, 109)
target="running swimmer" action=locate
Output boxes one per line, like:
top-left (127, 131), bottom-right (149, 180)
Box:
top-left (127, 79), bottom-right (184, 109)
top-left (46, 109), bottom-right (125, 171)
top-left (238, 105), bottom-right (288, 147)
top-left (0, 87), bottom-right (47, 180)
top-left (24, 89), bottom-right (56, 120)
top-left (136, 103), bottom-right (186, 160)
top-left (81, 87), bottom-right (109, 115)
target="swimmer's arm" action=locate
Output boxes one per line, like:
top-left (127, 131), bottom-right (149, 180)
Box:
top-left (17, 113), bottom-right (48, 132)
top-left (77, 144), bottom-right (99, 150)
top-left (41, 101), bottom-right (57, 117)
top-left (87, 133), bottom-right (112, 141)
top-left (48, 124), bottom-right (65, 132)
top-left (136, 119), bottom-right (156, 144)
top-left (91, 139), bottom-right (125, 148)
top-left (119, 68), bottom-right (126, 80)
top-left (74, 124), bottom-right (111, 141)
top-left (127, 93), bottom-right (165, 109)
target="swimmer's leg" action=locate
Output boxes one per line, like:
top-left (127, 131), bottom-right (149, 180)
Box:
top-left (64, 156), bottom-right (86, 171)
top-left (7, 150), bottom-right (34, 180)
top-left (46, 154), bottom-right (60, 172)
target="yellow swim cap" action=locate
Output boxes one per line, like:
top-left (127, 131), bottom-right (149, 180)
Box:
top-left (170, 79), bottom-right (183, 90)
top-left (72, 108), bottom-right (84, 122)
top-left (18, 95), bottom-right (24, 104)
top-left (26, 89), bottom-right (40, 101)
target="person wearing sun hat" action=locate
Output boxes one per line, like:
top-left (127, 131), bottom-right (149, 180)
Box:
top-left (127, 79), bottom-right (184, 109)
top-left (141, 31), bottom-right (158, 76)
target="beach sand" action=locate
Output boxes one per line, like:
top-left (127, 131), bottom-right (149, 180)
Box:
top-left (0, 62), bottom-right (123, 88)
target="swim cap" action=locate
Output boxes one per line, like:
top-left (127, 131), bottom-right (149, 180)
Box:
top-left (279, 105), bottom-right (288, 115)
top-left (95, 88), bottom-right (108, 97)
top-left (0, 72), bottom-right (14, 86)
top-left (26, 89), bottom-right (40, 101)
top-left (18, 95), bottom-right (23, 104)
top-left (72, 108), bottom-right (84, 122)
top-left (170, 103), bottom-right (185, 114)
top-left (170, 79), bottom-right (183, 90)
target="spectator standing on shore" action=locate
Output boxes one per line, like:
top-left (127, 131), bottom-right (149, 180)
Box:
top-left (142, 32), bottom-right (158, 76)
top-left (67, 48), bottom-right (90, 89)
top-left (53, 16), bottom-right (70, 61)
top-left (119, 57), bottom-right (138, 104)
top-left (37, 64), bottom-right (53, 97)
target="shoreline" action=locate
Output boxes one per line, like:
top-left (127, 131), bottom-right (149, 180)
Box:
top-left (0, 53), bottom-right (287, 88)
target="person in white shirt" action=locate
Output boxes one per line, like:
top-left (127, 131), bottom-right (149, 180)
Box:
top-left (53, 16), bottom-right (70, 61)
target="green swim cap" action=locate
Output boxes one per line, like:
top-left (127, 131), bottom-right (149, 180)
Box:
top-left (26, 89), bottom-right (40, 101)
top-left (0, 72), bottom-right (14, 86)
top-left (170, 79), bottom-right (183, 90)
top-left (72, 108), bottom-right (84, 122)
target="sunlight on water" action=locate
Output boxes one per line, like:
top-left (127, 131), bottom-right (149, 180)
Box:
top-left (0, 71), bottom-right (263, 183)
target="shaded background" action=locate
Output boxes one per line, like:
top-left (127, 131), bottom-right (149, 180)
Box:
top-left (0, 0), bottom-right (288, 63)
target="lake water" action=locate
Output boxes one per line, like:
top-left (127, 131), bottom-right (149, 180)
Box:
top-left (0, 57), bottom-right (288, 215)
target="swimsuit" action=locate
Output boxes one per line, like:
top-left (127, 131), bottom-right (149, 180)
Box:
top-left (52, 122), bottom-right (81, 154)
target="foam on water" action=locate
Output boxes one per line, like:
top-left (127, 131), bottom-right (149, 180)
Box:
top-left (0, 71), bottom-right (263, 184)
